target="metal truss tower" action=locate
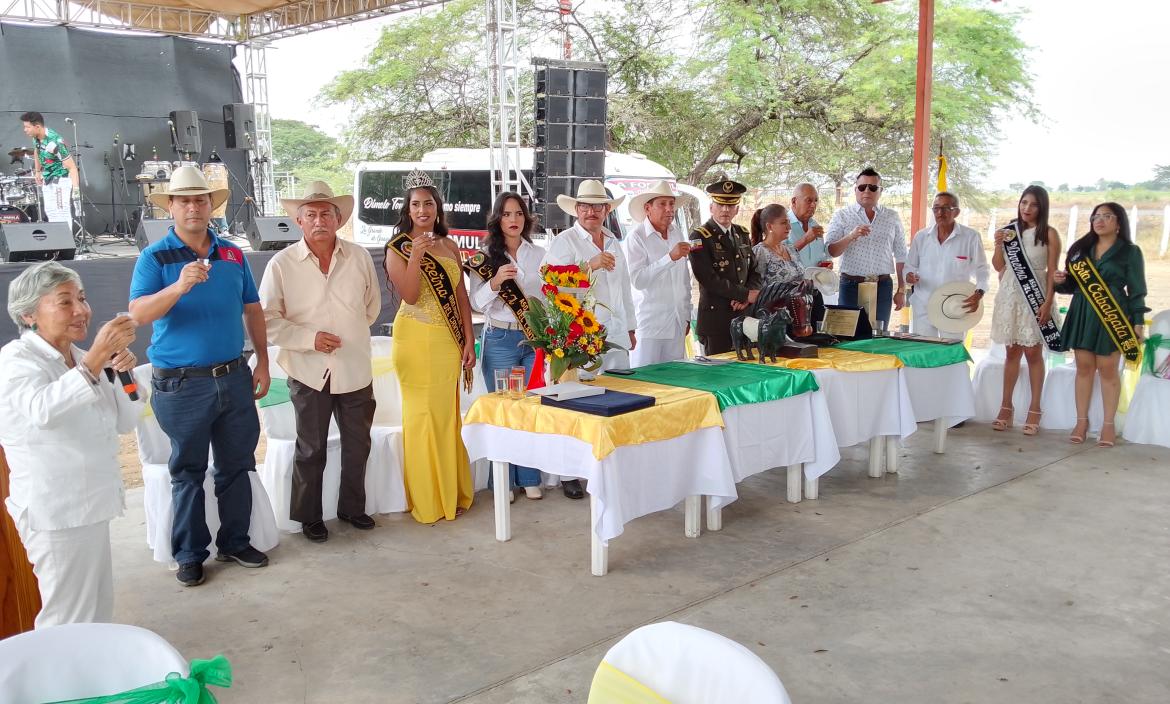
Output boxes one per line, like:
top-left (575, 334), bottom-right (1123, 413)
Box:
top-left (485, 0), bottom-right (532, 202)
top-left (243, 41), bottom-right (277, 216)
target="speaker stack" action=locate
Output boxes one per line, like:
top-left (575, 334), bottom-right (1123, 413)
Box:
top-left (533, 59), bottom-right (608, 230)
top-left (0, 222), bottom-right (75, 262)
top-left (135, 220), bottom-right (173, 251)
top-left (169, 110), bottom-right (202, 157)
top-left (223, 103), bottom-right (256, 151)
top-left (247, 216), bottom-right (299, 251)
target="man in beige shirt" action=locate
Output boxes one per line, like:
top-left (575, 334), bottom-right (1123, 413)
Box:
top-left (259, 182), bottom-right (381, 543)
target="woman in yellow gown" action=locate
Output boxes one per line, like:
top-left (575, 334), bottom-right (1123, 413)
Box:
top-left (385, 172), bottom-right (475, 523)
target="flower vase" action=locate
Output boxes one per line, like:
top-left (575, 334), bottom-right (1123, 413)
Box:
top-left (558, 367), bottom-right (579, 384)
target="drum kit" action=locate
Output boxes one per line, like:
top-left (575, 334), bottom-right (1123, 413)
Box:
top-left (0, 147), bottom-right (41, 224)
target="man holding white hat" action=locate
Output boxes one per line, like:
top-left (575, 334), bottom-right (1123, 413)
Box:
top-left (260, 182), bottom-right (381, 543)
top-left (543, 179), bottom-right (637, 371)
top-left (129, 166), bottom-right (271, 587)
top-left (904, 191), bottom-right (989, 339)
top-left (624, 180), bottom-right (692, 366)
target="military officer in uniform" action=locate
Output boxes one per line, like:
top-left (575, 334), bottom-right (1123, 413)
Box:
top-left (689, 179), bottom-right (762, 355)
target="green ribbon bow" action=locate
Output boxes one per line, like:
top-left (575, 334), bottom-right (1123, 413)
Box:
top-left (1143, 334), bottom-right (1169, 376)
top-left (49, 655), bottom-right (232, 704)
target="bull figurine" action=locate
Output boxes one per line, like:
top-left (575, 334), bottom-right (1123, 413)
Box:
top-left (730, 307), bottom-right (794, 363)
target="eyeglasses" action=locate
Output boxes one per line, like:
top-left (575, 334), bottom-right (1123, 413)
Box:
top-left (576, 203), bottom-right (608, 213)
top-left (931, 206), bottom-right (959, 213)
top-left (856, 184), bottom-right (880, 193)
top-left (1090, 213), bottom-right (1117, 223)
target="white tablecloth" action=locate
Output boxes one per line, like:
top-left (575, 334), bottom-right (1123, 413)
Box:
top-left (719, 391), bottom-right (841, 482)
top-left (808, 368), bottom-right (917, 447)
top-left (462, 424), bottom-right (737, 543)
top-left (901, 362), bottom-right (975, 427)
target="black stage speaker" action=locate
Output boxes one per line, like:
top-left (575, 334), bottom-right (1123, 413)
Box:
top-left (135, 219), bottom-right (173, 251)
top-left (169, 110), bottom-right (201, 156)
top-left (223, 103), bottom-right (256, 151)
top-left (0, 222), bottom-right (75, 262)
top-left (248, 216), bottom-right (299, 251)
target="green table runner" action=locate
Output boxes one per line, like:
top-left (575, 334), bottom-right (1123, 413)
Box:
top-left (622, 361), bottom-right (819, 411)
top-left (834, 337), bottom-right (972, 368)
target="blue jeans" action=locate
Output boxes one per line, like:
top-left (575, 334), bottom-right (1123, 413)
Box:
top-left (479, 326), bottom-right (541, 489)
top-left (151, 363), bottom-right (260, 565)
top-left (838, 276), bottom-right (894, 326)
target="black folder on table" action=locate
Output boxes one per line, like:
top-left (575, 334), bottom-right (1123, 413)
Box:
top-left (539, 389), bottom-right (655, 416)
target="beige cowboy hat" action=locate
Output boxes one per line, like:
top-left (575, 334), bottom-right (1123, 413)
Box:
top-left (803, 267), bottom-right (840, 296)
top-left (628, 180), bottom-right (678, 223)
top-left (148, 165), bottom-right (230, 212)
top-left (927, 281), bottom-right (985, 334)
top-left (280, 181), bottom-right (354, 227)
top-left (556, 179), bottom-right (625, 217)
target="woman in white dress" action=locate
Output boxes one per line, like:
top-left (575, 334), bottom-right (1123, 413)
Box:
top-left (990, 185), bottom-right (1061, 435)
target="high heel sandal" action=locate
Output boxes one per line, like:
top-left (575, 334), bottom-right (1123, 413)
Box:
top-left (1069, 417), bottom-right (1088, 444)
top-left (992, 406), bottom-right (1013, 431)
top-left (1022, 410), bottom-right (1041, 436)
top-left (1097, 421), bottom-right (1116, 448)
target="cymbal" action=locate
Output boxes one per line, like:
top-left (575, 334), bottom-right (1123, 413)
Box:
top-left (7, 147), bottom-right (34, 159)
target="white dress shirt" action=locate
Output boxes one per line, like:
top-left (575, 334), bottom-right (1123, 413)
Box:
top-left (543, 223), bottom-right (636, 344)
top-left (904, 223), bottom-right (991, 310)
top-left (468, 239), bottom-right (547, 325)
top-left (825, 203), bottom-right (907, 276)
top-left (259, 237), bottom-right (381, 393)
top-left (624, 219), bottom-right (691, 339)
top-left (0, 332), bottom-right (139, 531)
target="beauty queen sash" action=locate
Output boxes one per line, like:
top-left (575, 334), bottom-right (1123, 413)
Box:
top-left (387, 233), bottom-right (474, 392)
top-left (1002, 224), bottom-right (1062, 351)
top-left (464, 250), bottom-right (536, 340)
top-left (1067, 253), bottom-right (1141, 361)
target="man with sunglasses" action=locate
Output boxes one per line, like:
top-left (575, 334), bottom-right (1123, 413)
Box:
top-left (904, 192), bottom-right (989, 339)
top-left (826, 168), bottom-right (908, 328)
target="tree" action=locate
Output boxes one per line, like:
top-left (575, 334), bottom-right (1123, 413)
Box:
top-left (271, 119), bottom-right (349, 195)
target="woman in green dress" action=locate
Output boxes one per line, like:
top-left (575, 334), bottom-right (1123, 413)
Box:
top-left (1054, 202), bottom-right (1148, 448)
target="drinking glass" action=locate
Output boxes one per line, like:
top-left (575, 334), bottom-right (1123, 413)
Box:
top-left (509, 366), bottom-right (526, 398)
top-left (494, 369), bottom-right (509, 395)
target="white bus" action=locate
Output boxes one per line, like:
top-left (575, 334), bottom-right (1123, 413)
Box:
top-left (352, 148), bottom-right (709, 252)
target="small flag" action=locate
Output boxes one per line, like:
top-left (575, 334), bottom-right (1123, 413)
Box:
top-left (937, 145), bottom-right (948, 192)
top-left (527, 348), bottom-right (547, 390)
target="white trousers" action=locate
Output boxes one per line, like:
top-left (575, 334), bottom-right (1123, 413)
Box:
top-left (911, 310), bottom-right (964, 340)
top-left (12, 506), bottom-right (114, 629)
top-left (41, 181), bottom-right (73, 223)
top-left (630, 336), bottom-right (685, 368)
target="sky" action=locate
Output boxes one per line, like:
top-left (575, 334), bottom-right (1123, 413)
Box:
top-left (263, 0), bottom-right (1170, 191)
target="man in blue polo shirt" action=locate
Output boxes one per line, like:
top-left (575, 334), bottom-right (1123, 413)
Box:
top-left (787, 183), bottom-right (833, 269)
top-left (128, 167), bottom-right (271, 587)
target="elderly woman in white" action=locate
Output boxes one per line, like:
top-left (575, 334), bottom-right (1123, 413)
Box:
top-left (0, 261), bottom-right (139, 628)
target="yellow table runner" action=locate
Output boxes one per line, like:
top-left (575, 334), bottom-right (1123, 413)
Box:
top-left (463, 375), bottom-right (724, 460)
top-left (710, 347), bottom-right (903, 372)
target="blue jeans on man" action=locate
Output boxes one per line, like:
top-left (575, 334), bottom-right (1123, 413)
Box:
top-left (479, 326), bottom-right (541, 489)
top-left (151, 363), bottom-right (259, 565)
top-left (838, 276), bottom-right (893, 326)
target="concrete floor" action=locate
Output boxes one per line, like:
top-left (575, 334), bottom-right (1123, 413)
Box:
top-left (109, 424), bottom-right (1170, 703)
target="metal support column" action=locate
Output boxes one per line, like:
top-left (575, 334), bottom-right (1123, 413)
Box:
top-left (486, 0), bottom-right (532, 202)
top-left (243, 41), bottom-right (277, 216)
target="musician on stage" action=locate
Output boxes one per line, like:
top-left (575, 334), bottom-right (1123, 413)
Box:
top-left (19, 112), bottom-right (78, 223)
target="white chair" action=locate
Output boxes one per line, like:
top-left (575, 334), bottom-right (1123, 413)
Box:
top-left (0, 623), bottom-right (189, 704)
top-left (588, 621), bottom-right (791, 704)
top-left (971, 342), bottom-right (1109, 431)
top-left (133, 363), bottom-right (280, 566)
top-left (458, 350), bottom-right (492, 491)
top-left (1124, 310), bottom-right (1170, 448)
top-left (256, 345), bottom-right (407, 532)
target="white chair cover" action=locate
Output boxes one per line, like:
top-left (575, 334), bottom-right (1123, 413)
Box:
top-left (256, 346), bottom-right (407, 532)
top-left (132, 364), bottom-right (280, 565)
top-left (0, 623), bottom-right (188, 704)
top-left (1123, 310), bottom-right (1170, 448)
top-left (589, 621), bottom-right (791, 704)
top-left (971, 346), bottom-right (1110, 431)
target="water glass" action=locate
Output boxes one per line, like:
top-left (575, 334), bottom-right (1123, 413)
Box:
top-left (494, 369), bottom-right (509, 395)
top-left (509, 366), bottom-right (526, 397)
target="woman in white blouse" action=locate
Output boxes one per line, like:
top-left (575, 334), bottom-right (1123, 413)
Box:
top-left (467, 193), bottom-right (548, 500)
top-left (0, 261), bottom-right (140, 627)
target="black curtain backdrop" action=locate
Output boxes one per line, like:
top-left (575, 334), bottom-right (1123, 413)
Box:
top-left (0, 22), bottom-right (253, 235)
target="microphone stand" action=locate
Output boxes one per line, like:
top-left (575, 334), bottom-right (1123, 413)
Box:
top-left (67, 118), bottom-right (96, 253)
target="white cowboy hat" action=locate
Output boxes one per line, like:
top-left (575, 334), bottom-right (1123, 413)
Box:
top-left (280, 180), bottom-right (354, 227)
top-left (148, 165), bottom-right (230, 212)
top-left (927, 281), bottom-right (985, 334)
top-left (627, 180), bottom-right (677, 223)
top-left (556, 179), bottom-right (625, 217)
top-left (803, 267), bottom-right (840, 296)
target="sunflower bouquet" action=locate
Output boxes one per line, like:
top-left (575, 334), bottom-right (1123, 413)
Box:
top-left (523, 263), bottom-right (617, 381)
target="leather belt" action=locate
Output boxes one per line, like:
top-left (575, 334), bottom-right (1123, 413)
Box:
top-left (841, 274), bottom-right (892, 283)
top-left (153, 356), bottom-right (245, 379)
top-left (485, 317), bottom-right (522, 331)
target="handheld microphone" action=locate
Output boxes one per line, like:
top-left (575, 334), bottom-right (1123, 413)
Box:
top-left (102, 365), bottom-right (139, 401)
top-left (64, 117), bottom-right (75, 124)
